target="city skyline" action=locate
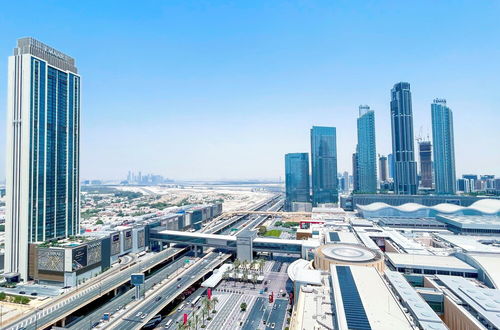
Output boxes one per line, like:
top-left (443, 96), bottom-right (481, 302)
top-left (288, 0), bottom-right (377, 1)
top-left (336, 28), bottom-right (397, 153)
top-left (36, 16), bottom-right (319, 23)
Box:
top-left (0, 1), bottom-right (499, 181)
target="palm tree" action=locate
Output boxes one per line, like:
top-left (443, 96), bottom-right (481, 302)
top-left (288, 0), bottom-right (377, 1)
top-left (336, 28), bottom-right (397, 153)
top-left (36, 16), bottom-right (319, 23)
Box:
top-left (233, 258), bottom-right (241, 271)
top-left (177, 322), bottom-right (185, 330)
top-left (251, 272), bottom-right (258, 289)
top-left (194, 314), bottom-right (199, 330)
top-left (187, 319), bottom-right (193, 330)
top-left (201, 306), bottom-right (207, 326)
top-left (211, 297), bottom-right (219, 313)
top-left (258, 259), bottom-right (265, 274)
top-left (203, 296), bottom-right (213, 315)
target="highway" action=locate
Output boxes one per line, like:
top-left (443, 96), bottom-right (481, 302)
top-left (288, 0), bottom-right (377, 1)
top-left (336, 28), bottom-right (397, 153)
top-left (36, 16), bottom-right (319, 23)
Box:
top-left (108, 252), bottom-right (229, 330)
top-left (6, 248), bottom-right (183, 330)
top-left (68, 254), bottom-right (193, 330)
top-left (4, 195), bottom-right (283, 330)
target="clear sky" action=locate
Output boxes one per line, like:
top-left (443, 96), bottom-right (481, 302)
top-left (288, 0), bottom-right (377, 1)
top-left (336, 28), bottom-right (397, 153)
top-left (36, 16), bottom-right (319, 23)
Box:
top-left (0, 1), bottom-right (499, 181)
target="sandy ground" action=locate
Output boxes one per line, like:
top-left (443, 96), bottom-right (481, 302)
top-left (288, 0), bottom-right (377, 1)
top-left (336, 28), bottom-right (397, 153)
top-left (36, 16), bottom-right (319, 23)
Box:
top-left (116, 185), bottom-right (276, 212)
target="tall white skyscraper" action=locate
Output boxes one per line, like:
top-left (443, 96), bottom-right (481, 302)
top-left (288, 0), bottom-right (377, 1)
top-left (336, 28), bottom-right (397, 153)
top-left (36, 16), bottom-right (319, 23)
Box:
top-left (5, 38), bottom-right (81, 280)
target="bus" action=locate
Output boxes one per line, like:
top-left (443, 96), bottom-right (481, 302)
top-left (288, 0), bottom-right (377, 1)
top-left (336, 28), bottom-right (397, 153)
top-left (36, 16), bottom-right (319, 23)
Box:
top-left (191, 296), bottom-right (201, 307)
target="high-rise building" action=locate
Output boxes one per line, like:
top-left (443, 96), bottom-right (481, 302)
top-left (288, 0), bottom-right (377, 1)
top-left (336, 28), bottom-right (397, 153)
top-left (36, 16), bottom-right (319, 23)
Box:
top-left (379, 155), bottom-right (388, 183)
top-left (310, 126), bottom-right (338, 205)
top-left (352, 153), bottom-right (359, 192)
top-left (418, 140), bottom-right (433, 189)
top-left (5, 38), bottom-right (80, 280)
top-left (356, 105), bottom-right (377, 193)
top-left (343, 171), bottom-right (349, 193)
top-left (285, 153), bottom-right (310, 210)
top-left (431, 99), bottom-right (456, 194)
top-left (388, 153), bottom-right (395, 179)
top-left (390, 82), bottom-right (418, 194)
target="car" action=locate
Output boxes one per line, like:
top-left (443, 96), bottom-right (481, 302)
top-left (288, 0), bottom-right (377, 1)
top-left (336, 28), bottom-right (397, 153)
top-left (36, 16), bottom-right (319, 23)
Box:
top-left (264, 287), bottom-right (268, 292)
top-left (31, 292), bottom-right (38, 296)
top-left (270, 323), bottom-right (275, 328)
top-left (273, 305), bottom-right (277, 310)
top-left (19, 291), bottom-right (26, 294)
top-left (155, 296), bottom-right (162, 301)
top-left (136, 312), bottom-right (142, 317)
top-left (92, 322), bottom-right (100, 328)
top-left (177, 277), bottom-right (182, 281)
top-left (263, 320), bottom-right (267, 325)
top-left (62, 286), bottom-right (71, 289)
top-left (177, 284), bottom-right (181, 288)
top-left (264, 281), bottom-right (268, 285)
top-left (141, 313), bottom-right (148, 319)
top-left (132, 295), bottom-right (136, 299)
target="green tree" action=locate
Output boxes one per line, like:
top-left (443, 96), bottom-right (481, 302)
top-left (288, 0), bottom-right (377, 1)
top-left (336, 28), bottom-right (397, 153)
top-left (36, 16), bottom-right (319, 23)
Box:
top-left (211, 297), bottom-right (219, 313)
top-left (240, 302), bottom-right (247, 311)
top-left (0, 292), bottom-right (6, 300)
top-left (258, 226), bottom-right (267, 235)
top-left (95, 219), bottom-right (104, 225)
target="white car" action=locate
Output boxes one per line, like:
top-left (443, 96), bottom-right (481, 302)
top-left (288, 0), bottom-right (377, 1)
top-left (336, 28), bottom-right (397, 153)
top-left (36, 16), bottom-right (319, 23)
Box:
top-left (141, 313), bottom-right (148, 319)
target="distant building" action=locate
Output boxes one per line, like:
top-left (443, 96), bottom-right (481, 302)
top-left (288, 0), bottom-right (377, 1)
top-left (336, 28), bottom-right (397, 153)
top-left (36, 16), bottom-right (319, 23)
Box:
top-left (285, 153), bottom-right (311, 211)
top-left (390, 82), bottom-right (418, 194)
top-left (310, 126), bottom-right (338, 205)
top-left (418, 140), bottom-right (433, 189)
top-left (388, 153), bottom-right (395, 179)
top-left (342, 171), bottom-right (349, 193)
top-left (432, 99), bottom-right (456, 194)
top-left (352, 153), bottom-right (359, 192)
top-left (5, 38), bottom-right (81, 281)
top-left (379, 155), bottom-right (388, 183)
top-left (356, 105), bottom-right (377, 193)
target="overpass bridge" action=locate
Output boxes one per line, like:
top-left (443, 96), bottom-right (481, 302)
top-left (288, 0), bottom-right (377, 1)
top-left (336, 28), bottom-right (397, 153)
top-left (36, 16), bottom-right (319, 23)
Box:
top-left (150, 229), bottom-right (319, 258)
top-left (222, 210), bottom-right (311, 218)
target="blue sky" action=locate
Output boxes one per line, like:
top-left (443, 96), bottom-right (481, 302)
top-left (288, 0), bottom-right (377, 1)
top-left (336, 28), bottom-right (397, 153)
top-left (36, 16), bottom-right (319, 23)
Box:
top-left (1, 1), bottom-right (499, 180)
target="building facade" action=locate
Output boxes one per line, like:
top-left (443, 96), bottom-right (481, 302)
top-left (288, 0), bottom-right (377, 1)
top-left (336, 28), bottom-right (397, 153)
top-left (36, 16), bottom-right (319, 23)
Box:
top-left (379, 155), bottom-right (388, 183)
top-left (390, 82), bottom-right (418, 194)
top-left (418, 140), bottom-right (433, 189)
top-left (310, 126), bottom-right (338, 205)
top-left (285, 153), bottom-right (311, 211)
top-left (356, 105), bottom-right (377, 193)
top-left (431, 99), bottom-right (456, 194)
top-left (5, 38), bottom-right (80, 280)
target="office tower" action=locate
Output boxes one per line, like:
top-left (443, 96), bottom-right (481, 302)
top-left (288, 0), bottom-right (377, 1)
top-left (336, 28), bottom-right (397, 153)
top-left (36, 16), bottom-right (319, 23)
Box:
top-left (390, 82), bottom-right (418, 194)
top-left (285, 153), bottom-right (310, 210)
top-left (418, 140), bottom-right (433, 189)
top-left (431, 99), bottom-right (456, 194)
top-left (379, 155), bottom-right (388, 183)
top-left (352, 153), bottom-right (359, 192)
top-left (388, 153), bottom-right (394, 179)
top-left (5, 38), bottom-right (80, 280)
top-left (310, 126), bottom-right (338, 205)
top-left (462, 175), bottom-right (477, 193)
top-left (343, 171), bottom-right (349, 193)
top-left (356, 105), bottom-right (377, 193)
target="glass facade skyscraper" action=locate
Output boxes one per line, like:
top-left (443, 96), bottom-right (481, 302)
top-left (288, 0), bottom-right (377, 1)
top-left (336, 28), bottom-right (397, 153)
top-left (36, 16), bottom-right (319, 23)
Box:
top-left (285, 153), bottom-right (310, 210)
top-left (390, 82), bottom-right (418, 195)
top-left (356, 105), bottom-right (377, 193)
top-left (418, 140), bottom-right (433, 189)
top-left (310, 126), bottom-right (338, 205)
top-left (431, 99), bottom-right (456, 194)
top-left (5, 38), bottom-right (80, 280)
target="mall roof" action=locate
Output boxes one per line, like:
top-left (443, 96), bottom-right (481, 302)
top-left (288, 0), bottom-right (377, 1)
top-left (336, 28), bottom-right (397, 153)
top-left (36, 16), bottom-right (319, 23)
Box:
top-left (357, 199), bottom-right (500, 216)
top-left (330, 265), bottom-right (413, 330)
top-left (437, 275), bottom-right (500, 329)
top-left (436, 234), bottom-right (500, 253)
top-left (467, 253), bottom-right (500, 289)
top-left (386, 253), bottom-right (477, 273)
top-left (385, 271), bottom-right (447, 330)
top-left (436, 215), bottom-right (500, 230)
top-left (375, 217), bottom-right (446, 228)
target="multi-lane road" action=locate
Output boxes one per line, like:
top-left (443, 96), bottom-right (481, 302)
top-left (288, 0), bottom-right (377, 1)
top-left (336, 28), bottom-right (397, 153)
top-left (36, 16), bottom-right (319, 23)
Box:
top-left (5, 248), bottom-right (183, 330)
top-left (68, 253), bottom-right (193, 329)
top-left (108, 252), bottom-right (229, 330)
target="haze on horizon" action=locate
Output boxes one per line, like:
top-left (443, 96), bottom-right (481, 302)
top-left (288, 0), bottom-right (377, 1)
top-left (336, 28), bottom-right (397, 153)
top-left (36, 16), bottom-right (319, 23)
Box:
top-left (0, 1), bottom-right (499, 181)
